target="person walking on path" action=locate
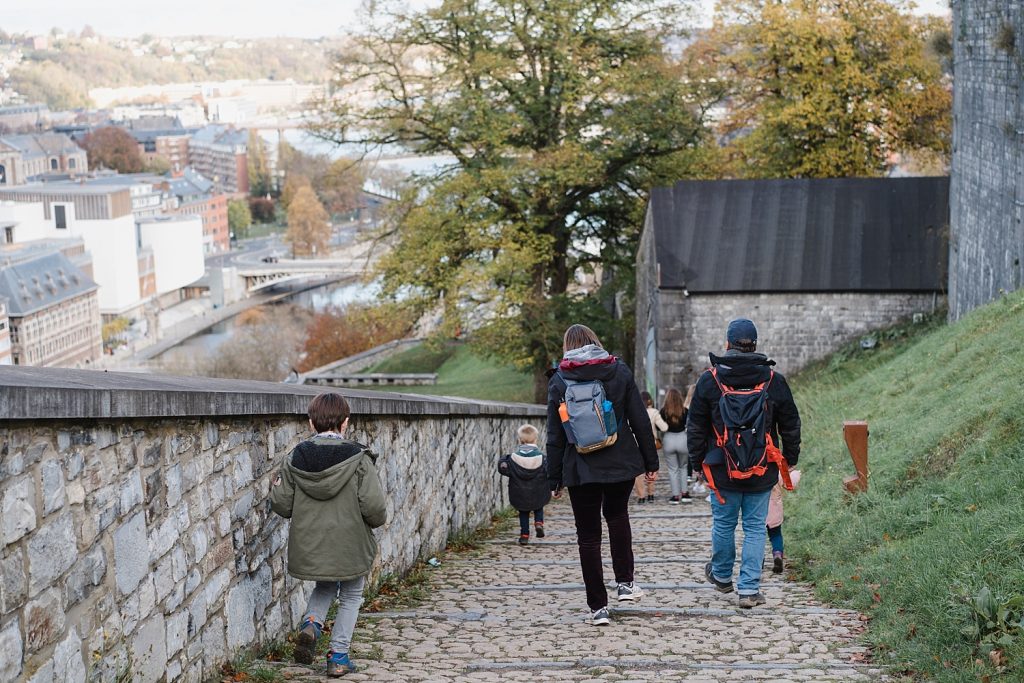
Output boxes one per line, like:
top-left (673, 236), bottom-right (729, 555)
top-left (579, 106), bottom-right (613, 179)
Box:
top-left (546, 324), bottom-right (660, 626)
top-left (687, 319), bottom-right (801, 608)
top-left (634, 391), bottom-right (668, 504)
top-left (767, 468), bottom-right (802, 573)
top-left (498, 423), bottom-right (552, 545)
top-left (270, 392), bottom-right (388, 676)
top-left (659, 387), bottom-right (692, 504)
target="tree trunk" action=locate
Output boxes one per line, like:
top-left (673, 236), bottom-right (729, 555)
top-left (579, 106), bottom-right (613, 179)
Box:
top-left (533, 365), bottom-right (550, 405)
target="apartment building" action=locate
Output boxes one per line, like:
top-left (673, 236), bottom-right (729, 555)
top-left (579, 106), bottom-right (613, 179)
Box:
top-left (0, 249), bottom-right (102, 367)
top-left (187, 124), bottom-right (249, 195)
top-left (126, 116), bottom-right (194, 173)
top-left (167, 169), bottom-right (230, 253)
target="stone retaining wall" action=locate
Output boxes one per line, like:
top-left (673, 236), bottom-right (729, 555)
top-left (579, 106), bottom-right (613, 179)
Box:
top-left (0, 368), bottom-right (544, 682)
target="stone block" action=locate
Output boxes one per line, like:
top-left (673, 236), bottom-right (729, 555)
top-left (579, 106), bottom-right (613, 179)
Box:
top-left (138, 576), bottom-right (156, 621)
top-left (51, 625), bottom-right (85, 683)
top-left (203, 422), bottom-right (220, 450)
top-left (0, 617), bottom-right (23, 682)
top-left (232, 491), bottom-right (254, 521)
top-left (26, 660), bottom-right (53, 683)
top-left (190, 525), bottom-right (209, 565)
top-left (165, 580), bottom-right (185, 613)
top-left (232, 450), bottom-right (253, 490)
top-left (141, 438), bottom-right (163, 467)
top-left (40, 459), bottom-right (65, 515)
top-left (63, 451), bottom-right (84, 481)
top-left (0, 547), bottom-right (27, 613)
top-left (1, 476), bottom-right (37, 544)
top-left (166, 464), bottom-right (182, 508)
top-left (63, 543), bottom-right (106, 608)
top-left (27, 512), bottom-right (76, 597)
top-left (154, 555), bottom-right (174, 602)
top-left (118, 471), bottom-right (143, 514)
top-left (65, 481), bottom-right (84, 506)
top-left (166, 610), bottom-right (189, 656)
top-left (131, 614), bottom-right (166, 683)
top-left (24, 586), bottom-right (65, 651)
top-left (149, 513), bottom-right (178, 563)
top-left (112, 511), bottom-right (149, 595)
top-left (201, 615), bottom-right (225, 672)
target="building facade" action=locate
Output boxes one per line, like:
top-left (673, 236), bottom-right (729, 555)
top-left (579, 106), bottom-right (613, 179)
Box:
top-left (635, 177), bottom-right (950, 397)
top-left (0, 133), bottom-right (87, 185)
top-left (949, 0), bottom-right (1024, 319)
top-left (187, 124), bottom-right (249, 195)
top-left (0, 296), bottom-right (11, 364)
top-left (166, 169), bottom-right (230, 252)
top-left (0, 250), bottom-right (102, 367)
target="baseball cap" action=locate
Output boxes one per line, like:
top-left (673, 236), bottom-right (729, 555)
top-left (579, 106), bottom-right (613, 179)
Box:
top-left (727, 318), bottom-right (758, 345)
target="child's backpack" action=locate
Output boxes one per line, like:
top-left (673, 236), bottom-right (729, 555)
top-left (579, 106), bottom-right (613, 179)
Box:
top-left (706, 368), bottom-right (792, 499)
top-left (557, 375), bottom-right (618, 454)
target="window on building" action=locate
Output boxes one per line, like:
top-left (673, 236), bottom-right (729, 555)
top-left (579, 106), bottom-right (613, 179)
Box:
top-left (69, 158), bottom-right (77, 169)
top-left (3, 226), bottom-right (12, 243)
top-left (50, 158), bottom-right (58, 170)
top-left (55, 205), bottom-right (67, 230)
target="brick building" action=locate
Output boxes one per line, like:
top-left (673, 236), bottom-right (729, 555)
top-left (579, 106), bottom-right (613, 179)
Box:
top-left (635, 177), bottom-right (949, 397)
top-left (126, 116), bottom-right (194, 173)
top-left (187, 125), bottom-right (249, 195)
top-left (949, 0), bottom-right (1024, 319)
top-left (167, 169), bottom-right (230, 253)
top-left (0, 250), bottom-right (102, 367)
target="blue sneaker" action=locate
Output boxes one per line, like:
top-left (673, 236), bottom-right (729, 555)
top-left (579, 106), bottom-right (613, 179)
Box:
top-left (327, 651), bottom-right (357, 677)
top-left (294, 617), bottom-right (322, 665)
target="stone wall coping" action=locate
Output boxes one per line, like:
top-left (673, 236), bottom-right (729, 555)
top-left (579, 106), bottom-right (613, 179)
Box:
top-left (0, 367), bottom-right (545, 420)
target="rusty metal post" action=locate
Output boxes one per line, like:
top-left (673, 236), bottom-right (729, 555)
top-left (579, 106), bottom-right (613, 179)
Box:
top-left (843, 421), bottom-right (869, 494)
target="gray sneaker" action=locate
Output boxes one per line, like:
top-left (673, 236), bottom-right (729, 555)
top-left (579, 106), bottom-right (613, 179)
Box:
top-left (591, 607), bottom-right (611, 625)
top-left (738, 593), bottom-right (767, 609)
top-left (616, 582), bottom-right (643, 602)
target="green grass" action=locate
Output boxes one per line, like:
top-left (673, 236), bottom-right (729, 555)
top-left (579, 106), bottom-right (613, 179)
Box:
top-left (787, 291), bottom-right (1024, 681)
top-left (363, 342), bottom-right (535, 403)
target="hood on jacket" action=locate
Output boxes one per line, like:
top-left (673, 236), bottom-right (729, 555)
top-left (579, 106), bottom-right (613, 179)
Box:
top-left (709, 350), bottom-right (775, 387)
top-left (559, 345), bottom-right (619, 382)
top-left (286, 440), bottom-right (369, 501)
top-left (512, 444), bottom-right (544, 469)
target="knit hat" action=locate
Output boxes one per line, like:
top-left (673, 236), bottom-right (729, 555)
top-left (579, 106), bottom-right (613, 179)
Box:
top-left (726, 318), bottom-right (758, 346)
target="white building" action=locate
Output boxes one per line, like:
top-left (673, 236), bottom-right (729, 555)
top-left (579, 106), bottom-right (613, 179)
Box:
top-left (0, 183), bottom-right (205, 317)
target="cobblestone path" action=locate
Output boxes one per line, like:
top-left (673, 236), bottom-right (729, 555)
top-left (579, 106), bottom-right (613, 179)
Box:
top-left (260, 479), bottom-right (884, 682)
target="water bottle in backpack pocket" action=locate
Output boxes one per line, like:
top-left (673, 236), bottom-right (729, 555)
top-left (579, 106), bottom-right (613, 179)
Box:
top-left (557, 375), bottom-right (618, 454)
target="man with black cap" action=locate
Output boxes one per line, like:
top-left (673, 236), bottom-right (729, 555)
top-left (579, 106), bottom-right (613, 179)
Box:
top-left (686, 318), bottom-right (801, 608)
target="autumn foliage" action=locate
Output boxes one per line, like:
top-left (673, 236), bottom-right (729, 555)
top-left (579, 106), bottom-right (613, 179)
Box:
top-left (298, 303), bottom-right (416, 372)
top-left (81, 126), bottom-right (145, 173)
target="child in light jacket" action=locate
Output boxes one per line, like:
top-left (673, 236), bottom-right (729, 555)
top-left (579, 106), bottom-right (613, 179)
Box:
top-left (767, 469), bottom-right (801, 573)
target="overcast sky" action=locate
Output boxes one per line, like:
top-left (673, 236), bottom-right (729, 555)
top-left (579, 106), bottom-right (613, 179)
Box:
top-left (6, 0), bottom-right (950, 39)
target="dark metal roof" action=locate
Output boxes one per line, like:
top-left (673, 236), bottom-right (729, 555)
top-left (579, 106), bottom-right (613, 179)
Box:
top-left (648, 177), bottom-right (949, 292)
top-left (0, 251), bottom-right (97, 317)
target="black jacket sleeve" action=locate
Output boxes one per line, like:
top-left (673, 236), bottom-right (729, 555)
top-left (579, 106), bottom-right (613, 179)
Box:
top-left (686, 372), bottom-right (714, 471)
top-left (498, 454), bottom-right (510, 477)
top-left (771, 374), bottom-right (802, 467)
top-left (624, 372), bottom-right (659, 472)
top-left (545, 379), bottom-right (567, 490)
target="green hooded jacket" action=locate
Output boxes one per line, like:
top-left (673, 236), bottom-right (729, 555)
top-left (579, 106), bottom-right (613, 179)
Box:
top-left (269, 436), bottom-right (387, 582)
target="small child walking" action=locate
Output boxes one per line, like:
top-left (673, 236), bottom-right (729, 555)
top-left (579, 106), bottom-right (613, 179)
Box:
top-left (635, 392), bottom-right (668, 504)
top-left (766, 469), bottom-right (801, 573)
top-left (499, 424), bottom-right (551, 545)
top-left (270, 392), bottom-right (387, 677)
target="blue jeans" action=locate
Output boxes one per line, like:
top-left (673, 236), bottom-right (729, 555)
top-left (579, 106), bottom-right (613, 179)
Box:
top-left (709, 489), bottom-right (771, 595)
top-left (519, 508), bottom-right (544, 535)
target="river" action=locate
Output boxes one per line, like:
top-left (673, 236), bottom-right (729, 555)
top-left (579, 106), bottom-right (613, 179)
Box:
top-left (156, 278), bottom-right (380, 369)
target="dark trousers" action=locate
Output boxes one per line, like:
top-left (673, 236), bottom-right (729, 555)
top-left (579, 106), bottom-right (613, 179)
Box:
top-left (568, 480), bottom-right (635, 611)
top-left (518, 508), bottom-right (544, 535)
top-left (767, 524), bottom-right (784, 554)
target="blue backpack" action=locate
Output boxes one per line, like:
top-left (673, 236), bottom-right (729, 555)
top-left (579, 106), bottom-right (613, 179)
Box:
top-left (557, 374), bottom-right (618, 454)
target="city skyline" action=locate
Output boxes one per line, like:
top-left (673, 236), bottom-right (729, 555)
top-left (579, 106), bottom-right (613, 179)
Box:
top-left (7, 0), bottom-right (950, 39)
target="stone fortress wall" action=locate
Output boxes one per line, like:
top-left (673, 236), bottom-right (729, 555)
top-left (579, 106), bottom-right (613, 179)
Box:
top-left (949, 0), bottom-right (1024, 319)
top-left (0, 368), bottom-right (544, 682)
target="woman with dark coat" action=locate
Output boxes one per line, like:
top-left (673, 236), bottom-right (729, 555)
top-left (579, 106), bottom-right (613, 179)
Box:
top-left (545, 324), bottom-right (659, 625)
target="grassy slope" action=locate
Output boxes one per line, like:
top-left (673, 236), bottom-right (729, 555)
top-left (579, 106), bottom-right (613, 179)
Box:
top-left (788, 291), bottom-right (1024, 681)
top-left (364, 342), bottom-right (535, 404)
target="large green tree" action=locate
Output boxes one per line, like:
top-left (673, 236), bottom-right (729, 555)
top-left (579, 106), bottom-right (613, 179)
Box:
top-left (314, 0), bottom-right (716, 400)
top-left (696, 0), bottom-right (951, 178)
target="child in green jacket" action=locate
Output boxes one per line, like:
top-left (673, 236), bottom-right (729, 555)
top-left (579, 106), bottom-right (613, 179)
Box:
top-left (270, 392), bottom-right (387, 677)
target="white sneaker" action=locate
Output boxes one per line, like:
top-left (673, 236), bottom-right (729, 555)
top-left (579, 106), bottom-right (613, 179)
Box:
top-left (617, 582), bottom-right (643, 602)
top-left (591, 607), bottom-right (611, 625)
